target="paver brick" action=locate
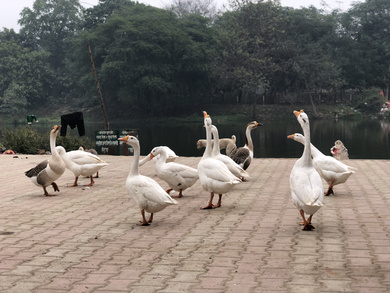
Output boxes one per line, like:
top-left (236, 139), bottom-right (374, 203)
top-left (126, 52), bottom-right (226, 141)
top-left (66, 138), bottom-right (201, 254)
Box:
top-left (1, 156), bottom-right (390, 292)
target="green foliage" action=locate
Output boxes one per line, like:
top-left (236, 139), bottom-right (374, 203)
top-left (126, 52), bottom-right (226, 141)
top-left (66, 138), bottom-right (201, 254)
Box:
top-left (73, 3), bottom-right (216, 116)
top-left (0, 29), bottom-right (53, 108)
top-left (338, 0), bottom-right (390, 91)
top-left (0, 0), bottom-right (389, 119)
top-left (0, 126), bottom-right (93, 154)
top-left (1, 127), bottom-right (46, 154)
top-left (0, 83), bottom-right (28, 115)
top-left (354, 88), bottom-right (385, 114)
top-left (56, 135), bottom-right (93, 152)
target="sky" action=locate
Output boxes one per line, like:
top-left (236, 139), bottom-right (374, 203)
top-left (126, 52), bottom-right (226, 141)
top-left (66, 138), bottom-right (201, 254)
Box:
top-left (0, 0), bottom-right (361, 32)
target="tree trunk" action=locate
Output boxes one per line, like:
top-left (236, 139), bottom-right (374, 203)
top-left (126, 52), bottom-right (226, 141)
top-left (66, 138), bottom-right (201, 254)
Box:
top-left (304, 79), bottom-right (318, 117)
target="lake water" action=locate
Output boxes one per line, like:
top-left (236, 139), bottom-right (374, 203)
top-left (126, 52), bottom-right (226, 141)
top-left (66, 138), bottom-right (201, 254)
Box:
top-left (5, 117), bottom-right (390, 159)
top-left (57, 117), bottom-right (390, 159)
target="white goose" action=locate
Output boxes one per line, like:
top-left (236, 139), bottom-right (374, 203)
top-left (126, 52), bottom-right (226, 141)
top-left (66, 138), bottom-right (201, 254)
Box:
top-left (229, 121), bottom-right (261, 170)
top-left (139, 146), bottom-right (178, 167)
top-left (25, 125), bottom-right (65, 196)
top-left (149, 146), bottom-right (198, 198)
top-left (289, 110), bottom-right (324, 230)
top-left (288, 133), bottom-right (356, 196)
top-left (211, 125), bottom-right (249, 181)
top-left (118, 135), bottom-right (178, 226)
top-left (197, 111), bottom-right (241, 209)
top-left (56, 147), bottom-right (108, 187)
top-left (78, 146), bottom-right (100, 177)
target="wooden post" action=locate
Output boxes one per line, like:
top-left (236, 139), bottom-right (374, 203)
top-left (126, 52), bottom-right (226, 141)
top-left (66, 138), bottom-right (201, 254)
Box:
top-left (87, 42), bottom-right (109, 130)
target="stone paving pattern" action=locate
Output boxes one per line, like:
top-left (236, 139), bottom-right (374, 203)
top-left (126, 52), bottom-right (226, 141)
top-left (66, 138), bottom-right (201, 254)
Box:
top-left (0, 154), bottom-right (390, 292)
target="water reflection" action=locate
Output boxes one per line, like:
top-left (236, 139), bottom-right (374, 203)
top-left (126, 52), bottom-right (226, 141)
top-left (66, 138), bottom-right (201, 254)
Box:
top-left (4, 118), bottom-right (390, 159)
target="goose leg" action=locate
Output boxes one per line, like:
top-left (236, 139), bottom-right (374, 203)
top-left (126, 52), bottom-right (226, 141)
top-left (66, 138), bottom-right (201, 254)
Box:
top-left (85, 176), bottom-right (95, 186)
top-left (201, 192), bottom-right (215, 209)
top-left (307, 215), bottom-right (315, 229)
top-left (299, 210), bottom-right (314, 230)
top-left (172, 189), bottom-right (183, 198)
top-left (68, 177), bottom-right (79, 187)
top-left (325, 179), bottom-right (335, 196)
top-left (51, 182), bottom-right (60, 192)
top-left (139, 209), bottom-right (150, 226)
top-left (215, 194), bottom-right (223, 208)
top-left (43, 184), bottom-right (58, 196)
top-left (148, 213), bottom-right (153, 223)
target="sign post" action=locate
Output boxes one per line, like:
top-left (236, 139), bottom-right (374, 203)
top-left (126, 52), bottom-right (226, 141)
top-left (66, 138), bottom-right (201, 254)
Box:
top-left (95, 129), bottom-right (137, 155)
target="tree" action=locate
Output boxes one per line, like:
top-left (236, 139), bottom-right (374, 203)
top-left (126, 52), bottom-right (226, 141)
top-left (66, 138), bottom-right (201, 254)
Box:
top-left (0, 28), bottom-right (53, 111)
top-left (83, 0), bottom-right (135, 31)
top-left (167, 0), bottom-right (219, 20)
top-left (19, 0), bottom-right (83, 71)
top-left (281, 7), bottom-right (343, 114)
top-left (339, 0), bottom-right (390, 98)
top-left (212, 0), bottom-right (284, 107)
top-left (73, 3), bottom-right (216, 117)
top-left (0, 82), bottom-right (28, 115)
top-left (18, 0), bottom-right (84, 105)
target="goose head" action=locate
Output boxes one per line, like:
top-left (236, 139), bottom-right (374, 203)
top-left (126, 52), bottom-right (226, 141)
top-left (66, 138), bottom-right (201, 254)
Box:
top-left (51, 125), bottom-right (61, 136)
top-left (293, 110), bottom-right (309, 127)
top-left (203, 111), bottom-right (212, 128)
top-left (150, 146), bottom-right (167, 160)
top-left (248, 121), bottom-right (262, 129)
top-left (118, 135), bottom-right (139, 148)
top-left (287, 133), bottom-right (305, 143)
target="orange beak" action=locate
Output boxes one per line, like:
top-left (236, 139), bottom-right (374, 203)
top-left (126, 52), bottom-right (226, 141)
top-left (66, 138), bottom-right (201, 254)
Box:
top-left (118, 135), bottom-right (130, 142)
top-left (203, 111), bottom-right (209, 118)
top-left (287, 134), bottom-right (295, 140)
top-left (293, 110), bottom-right (304, 117)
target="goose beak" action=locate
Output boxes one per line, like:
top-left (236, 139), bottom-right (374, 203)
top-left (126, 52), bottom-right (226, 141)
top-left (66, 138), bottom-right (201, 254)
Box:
top-left (257, 122), bottom-right (263, 127)
top-left (118, 135), bottom-right (130, 142)
top-left (149, 153), bottom-right (155, 160)
top-left (287, 134), bottom-right (295, 140)
top-left (53, 125), bottom-right (61, 132)
top-left (203, 111), bottom-right (210, 118)
top-left (293, 110), bottom-right (304, 117)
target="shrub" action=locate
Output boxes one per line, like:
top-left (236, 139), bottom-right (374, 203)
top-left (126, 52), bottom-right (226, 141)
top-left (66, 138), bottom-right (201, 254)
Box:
top-left (0, 126), bottom-right (93, 154)
top-left (354, 88), bottom-right (385, 114)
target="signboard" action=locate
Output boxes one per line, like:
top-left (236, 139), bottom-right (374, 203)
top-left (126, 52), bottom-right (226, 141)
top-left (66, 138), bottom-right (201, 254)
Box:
top-left (95, 129), bottom-right (138, 155)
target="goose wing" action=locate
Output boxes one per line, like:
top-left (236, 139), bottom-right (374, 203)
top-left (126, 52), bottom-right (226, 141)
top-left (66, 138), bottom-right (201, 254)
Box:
top-left (230, 147), bottom-right (250, 165)
top-left (129, 175), bottom-right (177, 205)
top-left (25, 160), bottom-right (48, 178)
top-left (290, 166), bottom-right (323, 206)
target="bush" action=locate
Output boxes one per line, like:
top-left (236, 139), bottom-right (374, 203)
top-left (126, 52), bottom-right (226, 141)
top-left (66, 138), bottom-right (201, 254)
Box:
top-left (0, 126), bottom-right (93, 154)
top-left (354, 88), bottom-right (385, 114)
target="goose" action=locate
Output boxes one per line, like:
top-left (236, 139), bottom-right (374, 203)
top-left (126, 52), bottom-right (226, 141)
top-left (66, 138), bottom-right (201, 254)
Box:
top-left (197, 111), bottom-right (241, 209)
top-left (288, 133), bottom-right (356, 196)
top-left (56, 147), bottom-right (108, 187)
top-left (118, 135), bottom-right (178, 226)
top-left (139, 146), bottom-right (178, 167)
top-left (197, 135), bottom-right (237, 156)
top-left (289, 110), bottom-right (324, 230)
top-left (211, 125), bottom-right (249, 181)
top-left (229, 121), bottom-right (262, 170)
top-left (25, 125), bottom-right (66, 196)
top-left (149, 146), bottom-right (198, 198)
top-left (78, 145), bottom-right (100, 177)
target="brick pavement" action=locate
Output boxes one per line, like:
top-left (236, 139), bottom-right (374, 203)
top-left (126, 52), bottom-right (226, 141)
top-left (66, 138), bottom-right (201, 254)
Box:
top-left (0, 154), bottom-right (390, 292)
